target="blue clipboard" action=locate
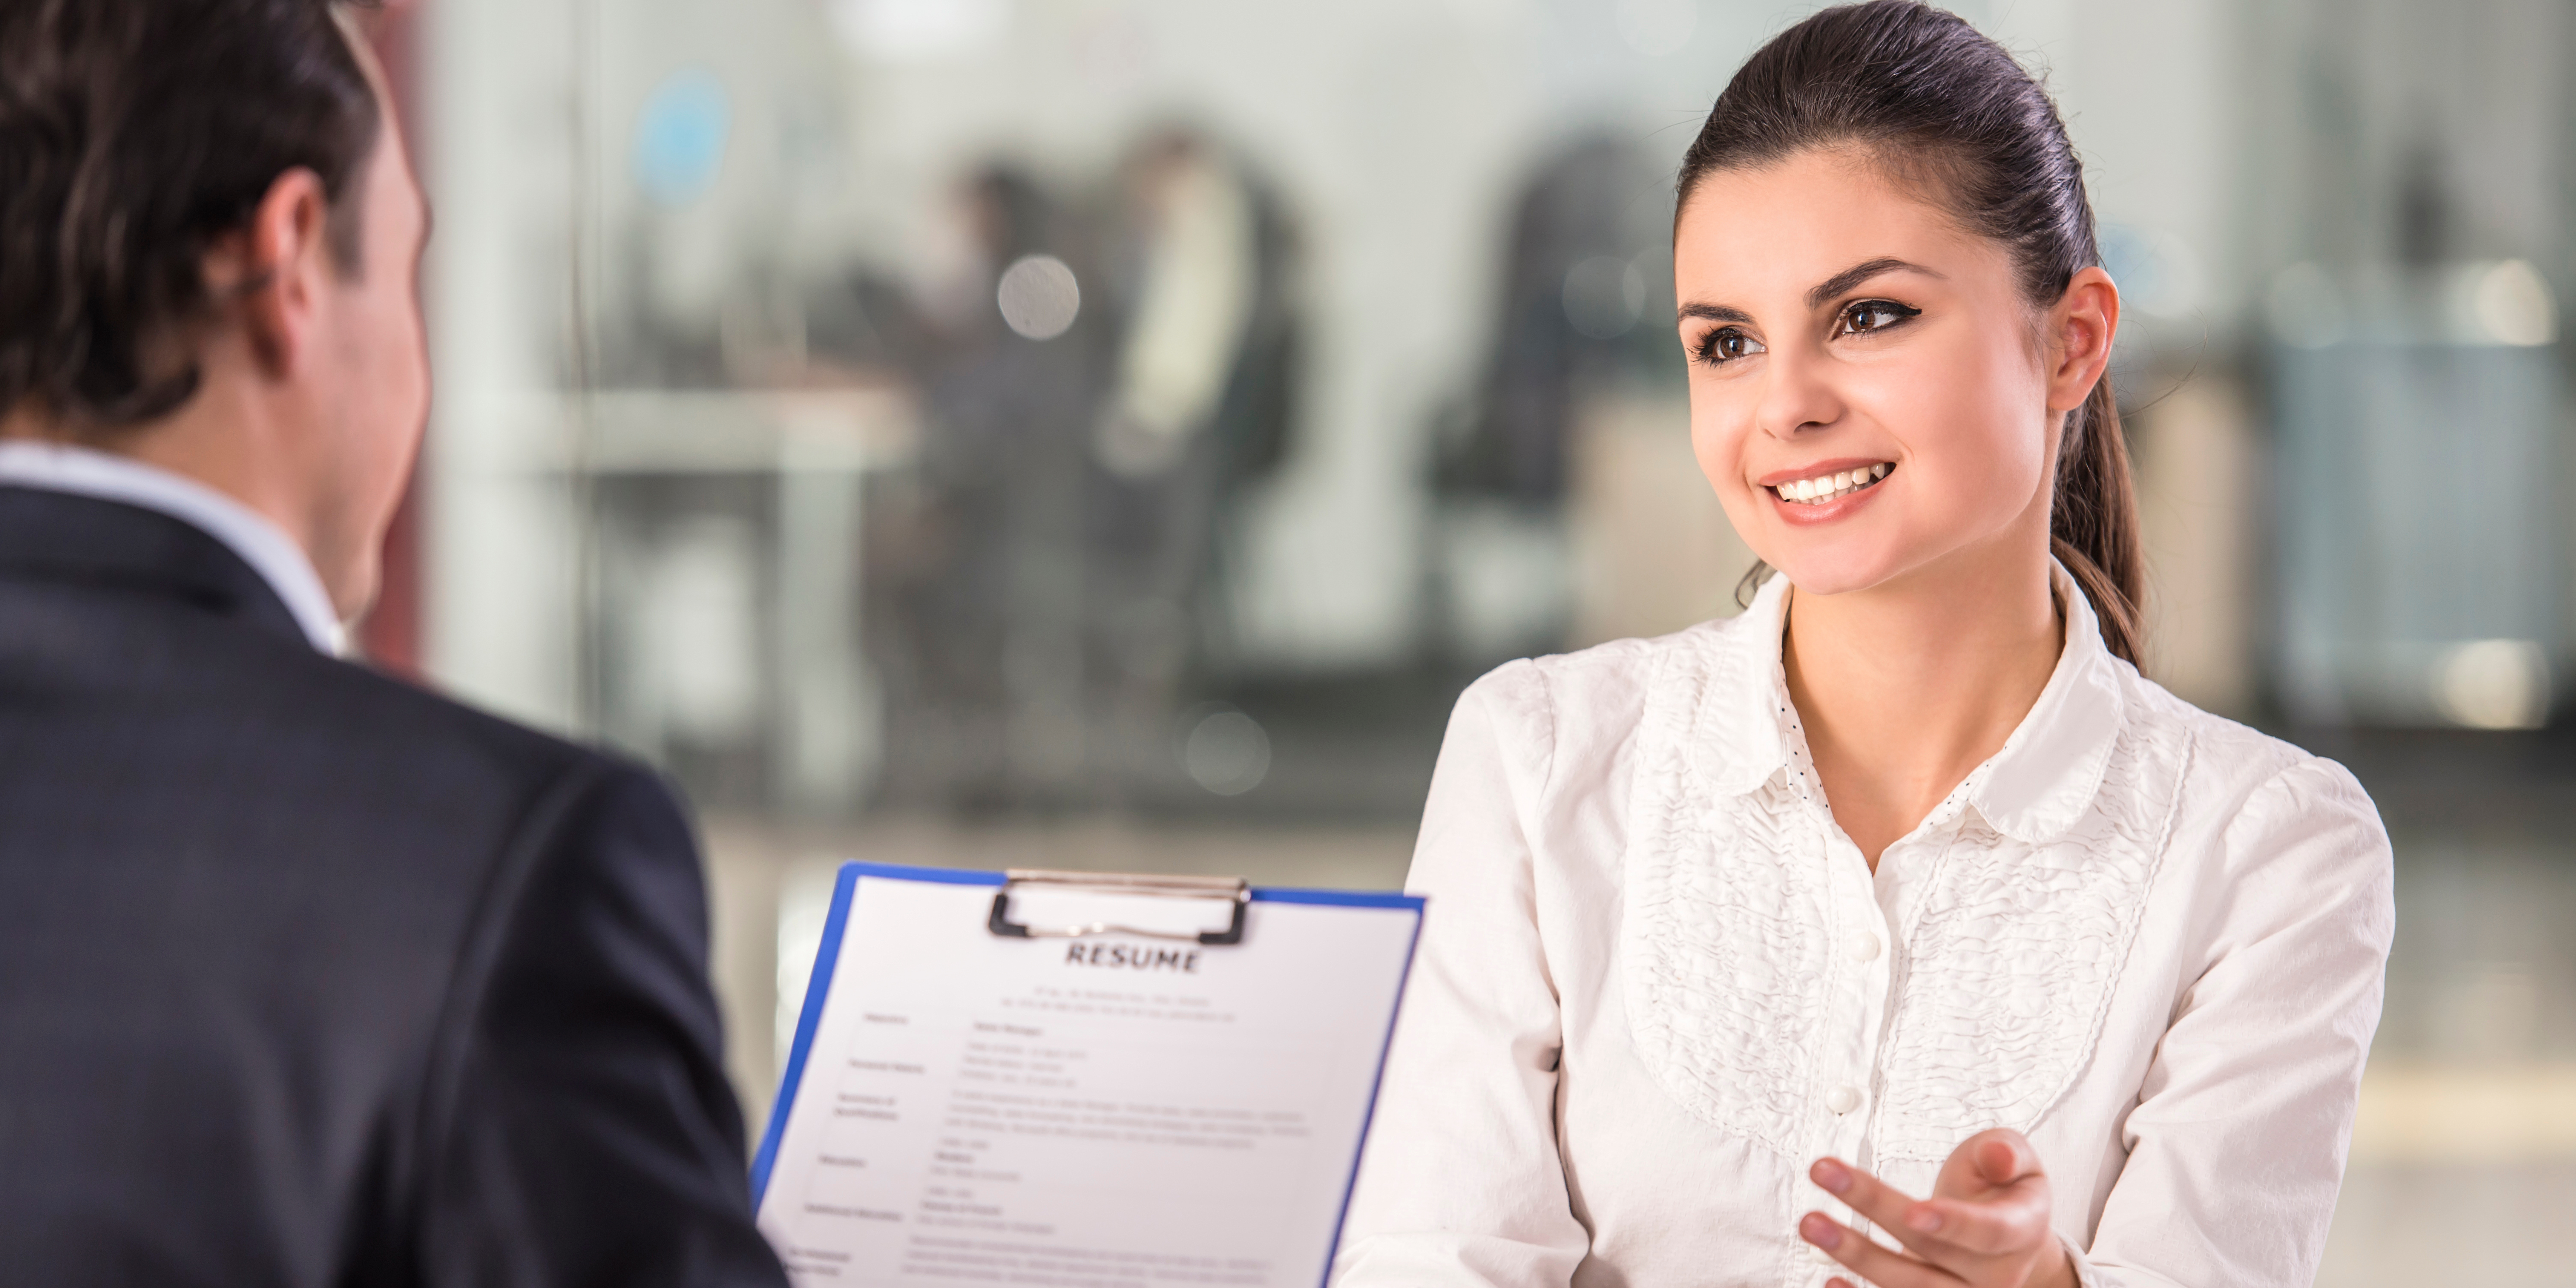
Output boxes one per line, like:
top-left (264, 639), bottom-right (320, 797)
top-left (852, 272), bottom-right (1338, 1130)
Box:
top-left (751, 860), bottom-right (1424, 1285)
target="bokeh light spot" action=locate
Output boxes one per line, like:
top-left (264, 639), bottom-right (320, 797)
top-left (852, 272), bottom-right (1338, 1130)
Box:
top-left (2434, 639), bottom-right (2551, 730)
top-left (632, 68), bottom-right (731, 206)
top-left (998, 254), bottom-right (1082, 340)
top-left (1181, 707), bottom-right (1270, 796)
top-left (2472, 260), bottom-right (2556, 347)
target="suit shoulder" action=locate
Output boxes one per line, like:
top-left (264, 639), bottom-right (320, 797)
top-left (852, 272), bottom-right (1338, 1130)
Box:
top-left (256, 645), bottom-right (665, 820)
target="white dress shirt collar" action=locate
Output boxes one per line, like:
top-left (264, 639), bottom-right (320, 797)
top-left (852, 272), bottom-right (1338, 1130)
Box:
top-left (0, 440), bottom-right (346, 655)
top-left (1702, 558), bottom-right (2126, 846)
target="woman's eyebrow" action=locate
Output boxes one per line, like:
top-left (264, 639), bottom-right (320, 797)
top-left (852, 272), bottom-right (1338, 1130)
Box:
top-left (1676, 258), bottom-right (1943, 325)
top-left (1677, 301), bottom-right (1755, 325)
top-left (1805, 257), bottom-right (1942, 309)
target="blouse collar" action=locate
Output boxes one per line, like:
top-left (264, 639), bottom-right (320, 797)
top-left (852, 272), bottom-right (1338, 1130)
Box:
top-left (1701, 559), bottom-right (2127, 846)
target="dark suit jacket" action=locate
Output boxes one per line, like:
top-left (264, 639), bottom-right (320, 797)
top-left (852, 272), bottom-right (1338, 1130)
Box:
top-left (0, 485), bottom-right (790, 1288)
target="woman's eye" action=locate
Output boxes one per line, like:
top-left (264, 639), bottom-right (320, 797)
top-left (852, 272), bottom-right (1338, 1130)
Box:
top-left (1697, 326), bottom-right (1765, 364)
top-left (1837, 299), bottom-right (1921, 337)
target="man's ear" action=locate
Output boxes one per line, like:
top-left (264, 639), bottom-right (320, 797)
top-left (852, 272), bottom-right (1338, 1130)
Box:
top-left (2046, 265), bottom-right (2119, 414)
top-left (202, 167), bottom-right (333, 379)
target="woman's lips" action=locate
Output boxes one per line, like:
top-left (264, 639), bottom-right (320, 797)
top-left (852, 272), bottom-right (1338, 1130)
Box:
top-left (1763, 461), bottom-right (1894, 523)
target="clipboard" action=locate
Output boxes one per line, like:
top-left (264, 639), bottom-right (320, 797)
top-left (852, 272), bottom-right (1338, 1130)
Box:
top-left (752, 861), bottom-right (1425, 1288)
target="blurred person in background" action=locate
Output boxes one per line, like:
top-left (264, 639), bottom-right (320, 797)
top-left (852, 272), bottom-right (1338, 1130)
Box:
top-left (865, 139), bottom-right (1304, 811)
top-left (1434, 135), bottom-right (1665, 511)
top-left (0, 1), bottom-right (786, 1284)
top-left (1338, 4), bottom-right (2393, 1287)
top-left (1086, 128), bottom-right (1301, 766)
top-left (870, 163), bottom-right (1109, 810)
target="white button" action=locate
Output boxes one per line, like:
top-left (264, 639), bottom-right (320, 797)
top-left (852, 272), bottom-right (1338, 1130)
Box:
top-left (1848, 932), bottom-right (1882, 962)
top-left (1826, 1084), bottom-right (1862, 1115)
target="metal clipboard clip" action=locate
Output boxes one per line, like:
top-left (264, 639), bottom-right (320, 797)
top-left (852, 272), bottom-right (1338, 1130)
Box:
top-left (985, 869), bottom-right (1251, 946)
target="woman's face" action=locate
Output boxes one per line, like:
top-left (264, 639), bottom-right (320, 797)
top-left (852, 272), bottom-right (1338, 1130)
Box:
top-left (1673, 148), bottom-right (2106, 598)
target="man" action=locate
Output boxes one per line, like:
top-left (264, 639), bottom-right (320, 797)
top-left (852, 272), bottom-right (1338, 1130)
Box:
top-left (0, 2), bottom-right (789, 1284)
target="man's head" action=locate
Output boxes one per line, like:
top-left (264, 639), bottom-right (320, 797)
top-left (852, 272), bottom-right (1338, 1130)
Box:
top-left (0, 0), bottom-right (429, 619)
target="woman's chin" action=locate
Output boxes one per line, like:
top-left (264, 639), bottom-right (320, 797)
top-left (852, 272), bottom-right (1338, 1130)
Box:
top-left (1763, 548), bottom-right (1908, 599)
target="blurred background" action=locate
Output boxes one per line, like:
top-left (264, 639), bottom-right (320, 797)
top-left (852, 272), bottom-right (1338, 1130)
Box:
top-left (360, 0), bottom-right (2575, 1279)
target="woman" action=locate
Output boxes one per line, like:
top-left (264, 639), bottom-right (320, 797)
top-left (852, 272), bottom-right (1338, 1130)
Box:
top-left (1335, 4), bottom-right (2393, 1287)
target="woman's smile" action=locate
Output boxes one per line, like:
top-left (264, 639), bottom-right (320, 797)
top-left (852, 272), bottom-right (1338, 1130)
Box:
top-left (1759, 458), bottom-right (1897, 523)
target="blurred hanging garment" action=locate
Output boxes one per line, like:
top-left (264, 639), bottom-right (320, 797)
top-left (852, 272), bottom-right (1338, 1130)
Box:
top-left (1084, 133), bottom-right (1305, 724)
top-left (1436, 136), bottom-right (1670, 507)
top-left (1095, 141), bottom-right (1259, 480)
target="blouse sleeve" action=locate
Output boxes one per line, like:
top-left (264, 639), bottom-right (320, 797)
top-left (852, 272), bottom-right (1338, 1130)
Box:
top-left (2071, 756), bottom-right (2395, 1287)
top-left (1333, 663), bottom-right (1590, 1288)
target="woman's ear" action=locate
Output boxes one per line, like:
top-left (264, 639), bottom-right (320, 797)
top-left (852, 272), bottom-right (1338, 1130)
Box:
top-left (2045, 265), bottom-right (2119, 413)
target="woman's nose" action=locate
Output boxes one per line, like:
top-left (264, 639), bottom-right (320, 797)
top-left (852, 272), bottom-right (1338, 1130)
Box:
top-left (1752, 347), bottom-right (1846, 440)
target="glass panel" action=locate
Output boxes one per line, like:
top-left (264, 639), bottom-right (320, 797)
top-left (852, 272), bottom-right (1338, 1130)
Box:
top-left (410, 0), bottom-right (2576, 1274)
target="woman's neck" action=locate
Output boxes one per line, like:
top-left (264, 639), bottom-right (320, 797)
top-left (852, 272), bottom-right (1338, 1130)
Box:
top-left (1781, 542), bottom-right (2062, 870)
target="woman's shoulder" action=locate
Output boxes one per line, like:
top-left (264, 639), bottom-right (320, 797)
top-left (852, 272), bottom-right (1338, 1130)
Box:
top-left (2118, 669), bottom-right (2387, 862)
top-left (1459, 615), bottom-right (1753, 741)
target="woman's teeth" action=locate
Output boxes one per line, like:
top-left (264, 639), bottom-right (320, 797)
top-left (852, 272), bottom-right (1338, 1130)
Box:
top-left (1773, 463), bottom-right (1892, 504)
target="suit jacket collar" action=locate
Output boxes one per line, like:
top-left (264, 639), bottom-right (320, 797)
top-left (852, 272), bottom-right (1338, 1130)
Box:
top-left (0, 485), bottom-right (312, 648)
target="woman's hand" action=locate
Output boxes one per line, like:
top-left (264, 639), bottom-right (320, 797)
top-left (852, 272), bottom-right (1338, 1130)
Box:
top-left (1797, 1128), bottom-right (2076, 1288)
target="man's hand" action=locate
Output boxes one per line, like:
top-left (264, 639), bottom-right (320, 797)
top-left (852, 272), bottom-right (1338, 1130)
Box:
top-left (1796, 1128), bottom-right (2076, 1288)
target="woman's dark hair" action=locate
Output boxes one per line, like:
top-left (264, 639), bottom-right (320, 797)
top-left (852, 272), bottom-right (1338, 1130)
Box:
top-left (0, 0), bottom-right (382, 430)
top-left (1683, 0), bottom-right (2146, 665)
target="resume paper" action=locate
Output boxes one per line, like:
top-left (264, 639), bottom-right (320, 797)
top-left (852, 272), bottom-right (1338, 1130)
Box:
top-left (754, 867), bottom-right (1423, 1288)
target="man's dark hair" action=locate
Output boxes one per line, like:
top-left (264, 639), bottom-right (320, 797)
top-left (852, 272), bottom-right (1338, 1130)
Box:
top-left (0, 0), bottom-right (382, 429)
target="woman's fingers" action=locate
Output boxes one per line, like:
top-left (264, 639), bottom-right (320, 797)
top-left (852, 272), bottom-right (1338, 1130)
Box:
top-left (1809, 1158), bottom-right (1954, 1260)
top-left (1934, 1128), bottom-right (2042, 1197)
top-left (1924, 1130), bottom-right (2053, 1256)
top-left (1976, 1136), bottom-right (2029, 1186)
top-left (1810, 1156), bottom-right (1902, 1215)
top-left (1799, 1212), bottom-right (1968, 1288)
top-left (1906, 1183), bottom-right (2052, 1256)
top-left (1810, 1154), bottom-right (2050, 1260)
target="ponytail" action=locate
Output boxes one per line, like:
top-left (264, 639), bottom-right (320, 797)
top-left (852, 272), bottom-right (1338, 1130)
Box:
top-left (2050, 375), bottom-right (2145, 666)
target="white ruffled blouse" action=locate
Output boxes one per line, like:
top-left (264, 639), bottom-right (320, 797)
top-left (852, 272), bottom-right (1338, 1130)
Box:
top-left (1335, 566), bottom-right (2394, 1288)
